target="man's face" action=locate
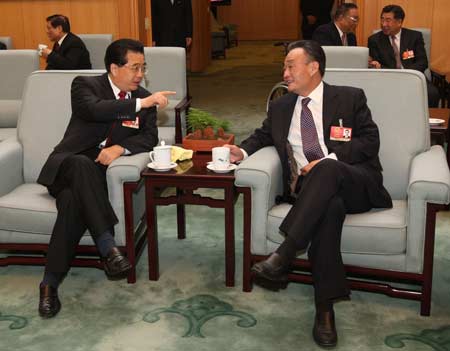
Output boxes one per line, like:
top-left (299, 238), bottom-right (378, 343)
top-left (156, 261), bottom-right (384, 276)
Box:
top-left (46, 22), bottom-right (63, 42)
top-left (110, 51), bottom-right (146, 92)
top-left (380, 12), bottom-right (403, 36)
top-left (342, 8), bottom-right (359, 33)
top-left (283, 48), bottom-right (319, 96)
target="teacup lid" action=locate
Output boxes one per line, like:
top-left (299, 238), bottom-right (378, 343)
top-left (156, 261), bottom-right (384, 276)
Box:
top-left (155, 140), bottom-right (171, 149)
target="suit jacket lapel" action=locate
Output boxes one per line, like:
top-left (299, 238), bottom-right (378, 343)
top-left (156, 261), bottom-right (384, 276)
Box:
top-left (279, 93), bottom-right (297, 141)
top-left (100, 73), bottom-right (117, 100)
top-left (322, 83), bottom-right (338, 141)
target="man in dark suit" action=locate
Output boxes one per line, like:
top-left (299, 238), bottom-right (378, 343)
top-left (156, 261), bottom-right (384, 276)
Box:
top-left (151, 0), bottom-right (193, 49)
top-left (37, 38), bottom-right (175, 318)
top-left (300, 0), bottom-right (334, 40)
top-left (41, 14), bottom-right (91, 70)
top-left (0, 42), bottom-right (6, 50)
top-left (226, 40), bottom-right (392, 348)
top-left (368, 4), bottom-right (439, 107)
top-left (312, 3), bottom-right (359, 46)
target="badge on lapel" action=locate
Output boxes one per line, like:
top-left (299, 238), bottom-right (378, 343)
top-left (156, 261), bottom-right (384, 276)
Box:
top-left (330, 119), bottom-right (352, 142)
top-left (402, 49), bottom-right (415, 60)
top-left (122, 116), bottom-right (140, 129)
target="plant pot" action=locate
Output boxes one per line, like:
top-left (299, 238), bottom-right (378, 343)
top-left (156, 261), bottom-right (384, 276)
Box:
top-left (182, 133), bottom-right (235, 151)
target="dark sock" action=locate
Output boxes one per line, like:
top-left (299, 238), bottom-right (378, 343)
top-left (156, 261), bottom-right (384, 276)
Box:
top-left (315, 299), bottom-right (333, 313)
top-left (95, 229), bottom-right (116, 257)
top-left (41, 271), bottom-right (65, 289)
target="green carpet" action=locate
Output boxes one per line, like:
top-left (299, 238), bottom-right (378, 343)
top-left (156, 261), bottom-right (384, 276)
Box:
top-left (1, 42), bottom-right (450, 350)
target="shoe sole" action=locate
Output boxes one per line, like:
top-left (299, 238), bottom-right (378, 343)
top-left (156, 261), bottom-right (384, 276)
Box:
top-left (253, 276), bottom-right (288, 291)
top-left (104, 264), bottom-right (132, 281)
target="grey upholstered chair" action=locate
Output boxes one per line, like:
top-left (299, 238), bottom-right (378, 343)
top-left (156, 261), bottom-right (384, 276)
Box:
top-left (78, 34), bottom-right (113, 69)
top-left (235, 69), bottom-right (450, 316)
top-left (0, 70), bottom-right (149, 283)
top-left (0, 36), bottom-right (13, 49)
top-left (143, 47), bottom-right (191, 144)
top-left (322, 46), bottom-right (369, 68)
top-left (0, 49), bottom-right (39, 141)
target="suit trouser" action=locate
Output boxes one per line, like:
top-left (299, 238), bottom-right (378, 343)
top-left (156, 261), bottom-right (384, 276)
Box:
top-left (277, 159), bottom-right (373, 303)
top-left (45, 154), bottom-right (118, 273)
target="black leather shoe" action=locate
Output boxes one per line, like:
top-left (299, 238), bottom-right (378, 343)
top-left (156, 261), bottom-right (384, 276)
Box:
top-left (38, 284), bottom-right (61, 318)
top-left (313, 309), bottom-right (338, 348)
top-left (103, 247), bottom-right (132, 280)
top-left (251, 253), bottom-right (288, 291)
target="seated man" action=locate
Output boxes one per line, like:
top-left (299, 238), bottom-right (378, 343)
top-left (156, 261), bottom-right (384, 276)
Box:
top-left (226, 40), bottom-right (392, 348)
top-left (312, 3), bottom-right (359, 46)
top-left (368, 4), bottom-right (439, 107)
top-left (41, 14), bottom-right (92, 70)
top-left (37, 38), bottom-right (175, 318)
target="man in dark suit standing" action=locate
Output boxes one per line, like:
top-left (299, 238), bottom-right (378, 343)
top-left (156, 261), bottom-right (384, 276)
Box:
top-left (41, 14), bottom-right (91, 70)
top-left (300, 0), bottom-right (334, 40)
top-left (312, 3), bottom-right (359, 46)
top-left (151, 0), bottom-right (193, 49)
top-left (368, 4), bottom-right (439, 107)
top-left (226, 40), bottom-right (392, 348)
top-left (37, 38), bottom-right (175, 318)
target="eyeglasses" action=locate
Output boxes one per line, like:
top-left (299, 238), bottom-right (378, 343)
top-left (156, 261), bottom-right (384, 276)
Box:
top-left (120, 63), bottom-right (148, 74)
top-left (347, 16), bottom-right (359, 23)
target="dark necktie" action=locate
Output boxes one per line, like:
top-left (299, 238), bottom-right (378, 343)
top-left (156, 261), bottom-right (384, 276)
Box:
top-left (105, 91), bottom-right (127, 147)
top-left (301, 97), bottom-right (324, 163)
top-left (53, 42), bottom-right (60, 52)
top-left (390, 35), bottom-right (402, 69)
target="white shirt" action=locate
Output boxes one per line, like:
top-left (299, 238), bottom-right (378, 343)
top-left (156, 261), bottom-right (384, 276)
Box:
top-left (287, 81), bottom-right (336, 171)
top-left (57, 33), bottom-right (68, 47)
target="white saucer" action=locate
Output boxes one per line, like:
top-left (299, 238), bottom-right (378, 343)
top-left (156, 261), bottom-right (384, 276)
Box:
top-left (207, 163), bottom-right (237, 173)
top-left (147, 162), bottom-right (177, 172)
top-left (429, 118), bottom-right (445, 126)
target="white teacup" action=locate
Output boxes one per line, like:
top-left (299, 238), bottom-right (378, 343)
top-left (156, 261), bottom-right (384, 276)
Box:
top-left (212, 146), bottom-right (230, 170)
top-left (149, 145), bottom-right (172, 168)
top-left (38, 44), bottom-right (48, 56)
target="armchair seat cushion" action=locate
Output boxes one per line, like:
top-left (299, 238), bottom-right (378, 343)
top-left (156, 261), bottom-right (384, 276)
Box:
top-left (0, 100), bottom-right (21, 127)
top-left (266, 200), bottom-right (407, 255)
top-left (0, 128), bottom-right (16, 142)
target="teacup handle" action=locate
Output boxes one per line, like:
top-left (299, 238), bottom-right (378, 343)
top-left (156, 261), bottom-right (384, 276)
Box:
top-left (149, 151), bottom-right (156, 163)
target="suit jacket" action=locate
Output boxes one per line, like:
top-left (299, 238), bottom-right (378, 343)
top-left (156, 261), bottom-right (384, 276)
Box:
top-left (46, 32), bottom-right (92, 70)
top-left (368, 28), bottom-right (428, 72)
top-left (300, 0), bottom-right (334, 39)
top-left (240, 83), bottom-right (392, 208)
top-left (0, 41), bottom-right (6, 50)
top-left (312, 22), bottom-right (357, 46)
top-left (37, 73), bottom-right (158, 186)
top-left (151, 0), bottom-right (193, 48)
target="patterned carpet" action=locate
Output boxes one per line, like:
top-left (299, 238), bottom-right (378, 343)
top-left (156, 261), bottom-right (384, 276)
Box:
top-left (1, 41), bottom-right (450, 351)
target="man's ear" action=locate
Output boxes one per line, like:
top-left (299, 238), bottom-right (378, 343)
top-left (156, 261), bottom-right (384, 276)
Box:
top-left (110, 64), bottom-right (119, 77)
top-left (310, 61), bottom-right (319, 76)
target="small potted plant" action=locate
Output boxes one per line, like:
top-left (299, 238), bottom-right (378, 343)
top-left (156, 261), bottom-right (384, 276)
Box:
top-left (182, 108), bottom-right (234, 151)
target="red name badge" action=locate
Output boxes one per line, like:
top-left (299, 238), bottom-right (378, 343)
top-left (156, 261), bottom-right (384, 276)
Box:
top-left (330, 126), bottom-right (352, 142)
top-left (122, 116), bottom-right (140, 129)
top-left (402, 50), bottom-right (415, 60)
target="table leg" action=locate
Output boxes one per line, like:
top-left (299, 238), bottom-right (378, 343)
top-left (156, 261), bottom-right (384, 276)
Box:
top-left (145, 181), bottom-right (159, 280)
top-left (224, 186), bottom-right (235, 287)
top-left (176, 188), bottom-right (186, 239)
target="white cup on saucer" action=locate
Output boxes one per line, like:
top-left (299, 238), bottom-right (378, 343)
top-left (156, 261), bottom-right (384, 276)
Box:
top-left (38, 44), bottom-right (48, 56)
top-left (149, 144), bottom-right (172, 168)
top-left (212, 146), bottom-right (230, 170)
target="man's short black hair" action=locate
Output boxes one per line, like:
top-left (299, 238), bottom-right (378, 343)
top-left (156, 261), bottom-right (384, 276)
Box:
top-left (287, 40), bottom-right (326, 77)
top-left (104, 38), bottom-right (145, 72)
top-left (381, 4), bottom-right (405, 21)
top-left (46, 14), bottom-right (70, 33)
top-left (334, 3), bottom-right (358, 20)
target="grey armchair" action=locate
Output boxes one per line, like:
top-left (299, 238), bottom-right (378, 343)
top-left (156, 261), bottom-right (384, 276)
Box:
top-left (0, 70), bottom-right (149, 283)
top-left (143, 47), bottom-right (191, 144)
top-left (0, 50), bottom-right (39, 141)
top-left (322, 46), bottom-right (369, 68)
top-left (0, 36), bottom-right (13, 49)
top-left (78, 34), bottom-right (113, 69)
top-left (235, 69), bottom-right (450, 316)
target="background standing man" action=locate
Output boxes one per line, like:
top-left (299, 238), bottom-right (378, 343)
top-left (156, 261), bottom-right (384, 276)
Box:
top-left (300, 0), bottom-right (335, 40)
top-left (312, 3), bottom-right (359, 46)
top-left (37, 38), bottom-right (175, 319)
top-left (41, 14), bottom-right (92, 70)
top-left (368, 4), bottom-right (439, 107)
top-left (151, 0), bottom-right (193, 49)
top-left (226, 40), bottom-right (392, 348)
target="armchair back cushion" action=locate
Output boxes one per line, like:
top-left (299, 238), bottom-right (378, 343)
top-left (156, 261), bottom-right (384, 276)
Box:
top-left (78, 34), bottom-right (113, 69)
top-left (322, 46), bottom-right (369, 68)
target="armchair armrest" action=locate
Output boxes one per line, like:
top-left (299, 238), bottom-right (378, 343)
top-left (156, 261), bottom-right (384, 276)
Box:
top-left (107, 152), bottom-right (149, 185)
top-left (174, 96), bottom-right (192, 144)
top-left (408, 145), bottom-right (450, 203)
top-left (0, 137), bottom-right (23, 197)
top-left (235, 147), bottom-right (283, 247)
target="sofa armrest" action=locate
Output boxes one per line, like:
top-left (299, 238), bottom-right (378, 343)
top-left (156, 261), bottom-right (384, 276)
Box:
top-left (408, 145), bottom-right (450, 203)
top-left (107, 152), bottom-right (149, 185)
top-left (0, 137), bottom-right (23, 197)
top-left (235, 146), bottom-right (283, 249)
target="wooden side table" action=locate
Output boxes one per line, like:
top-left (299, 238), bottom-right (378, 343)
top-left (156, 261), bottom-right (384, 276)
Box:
top-left (142, 152), bottom-right (239, 287)
top-left (429, 108), bottom-right (450, 165)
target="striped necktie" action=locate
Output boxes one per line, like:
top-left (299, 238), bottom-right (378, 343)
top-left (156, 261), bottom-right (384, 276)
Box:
top-left (301, 97), bottom-right (324, 163)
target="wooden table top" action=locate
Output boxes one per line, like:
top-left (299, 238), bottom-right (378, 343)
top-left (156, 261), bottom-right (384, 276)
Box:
top-left (429, 108), bottom-right (450, 131)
